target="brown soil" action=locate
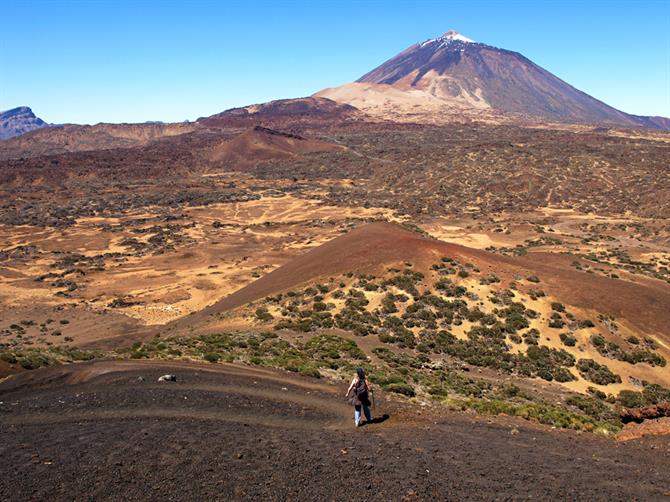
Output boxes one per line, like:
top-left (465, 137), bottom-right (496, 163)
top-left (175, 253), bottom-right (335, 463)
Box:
top-left (207, 126), bottom-right (344, 168)
top-left (1, 360), bottom-right (669, 500)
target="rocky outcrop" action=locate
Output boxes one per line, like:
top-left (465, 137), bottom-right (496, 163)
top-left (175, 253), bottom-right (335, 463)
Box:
top-left (620, 402), bottom-right (670, 423)
top-left (0, 106), bottom-right (48, 139)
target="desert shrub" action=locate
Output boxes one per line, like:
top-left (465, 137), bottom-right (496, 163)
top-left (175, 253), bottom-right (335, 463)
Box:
top-left (548, 314), bottom-right (565, 329)
top-left (566, 395), bottom-right (617, 421)
top-left (0, 352), bottom-right (17, 364)
top-left (523, 328), bottom-right (540, 345)
top-left (560, 333), bottom-right (577, 347)
top-left (381, 293), bottom-right (398, 314)
top-left (417, 329), bottom-right (457, 353)
top-left (313, 301), bottom-right (328, 312)
top-left (551, 302), bottom-right (565, 312)
top-left (591, 335), bottom-right (666, 367)
top-left (521, 345), bottom-right (576, 381)
top-left (526, 275), bottom-right (541, 283)
top-left (578, 319), bottom-right (595, 328)
top-left (434, 279), bottom-right (466, 297)
top-left (382, 270), bottom-right (424, 297)
top-left (203, 352), bottom-right (221, 363)
top-left (62, 348), bottom-right (96, 361)
top-left (479, 273), bottom-right (500, 285)
top-left (617, 390), bottom-right (645, 409)
top-left (626, 336), bottom-right (640, 345)
top-left (587, 386), bottom-right (608, 400)
top-left (642, 383), bottom-right (670, 404)
top-left (372, 347), bottom-right (425, 369)
top-left (576, 359), bottom-right (621, 385)
top-left (620, 349), bottom-right (666, 367)
top-left (460, 398), bottom-right (619, 432)
top-left (255, 307), bottom-right (273, 322)
top-left (298, 365), bottom-right (321, 378)
top-left (303, 334), bottom-right (366, 361)
top-left (383, 382), bottom-right (416, 397)
top-left (590, 334), bottom-right (606, 347)
top-left (18, 353), bottom-right (51, 369)
top-left (497, 303), bottom-right (530, 333)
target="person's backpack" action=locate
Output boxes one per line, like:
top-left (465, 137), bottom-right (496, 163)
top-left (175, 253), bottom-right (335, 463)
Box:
top-left (354, 377), bottom-right (368, 399)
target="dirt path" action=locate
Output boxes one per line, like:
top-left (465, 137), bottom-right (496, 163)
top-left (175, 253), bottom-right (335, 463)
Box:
top-left (1, 361), bottom-right (670, 500)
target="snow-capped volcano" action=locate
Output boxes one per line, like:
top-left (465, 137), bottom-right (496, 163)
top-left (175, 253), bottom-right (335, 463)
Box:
top-left (316, 30), bottom-right (669, 129)
top-left (420, 30), bottom-right (475, 47)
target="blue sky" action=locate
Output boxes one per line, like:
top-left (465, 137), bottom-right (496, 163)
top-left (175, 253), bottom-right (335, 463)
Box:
top-left (2, 0), bottom-right (669, 123)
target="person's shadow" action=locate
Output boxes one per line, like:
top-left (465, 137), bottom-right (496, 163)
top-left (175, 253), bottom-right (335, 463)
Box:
top-left (362, 414), bottom-right (390, 426)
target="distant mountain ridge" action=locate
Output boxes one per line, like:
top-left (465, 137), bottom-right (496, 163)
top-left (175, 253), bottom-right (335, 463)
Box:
top-left (318, 31), bottom-right (670, 130)
top-left (0, 106), bottom-right (49, 139)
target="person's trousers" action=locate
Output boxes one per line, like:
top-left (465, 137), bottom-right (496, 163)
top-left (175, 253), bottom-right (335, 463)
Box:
top-left (354, 404), bottom-right (372, 426)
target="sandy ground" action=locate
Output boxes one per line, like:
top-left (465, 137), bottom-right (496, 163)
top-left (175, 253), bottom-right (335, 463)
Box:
top-left (0, 195), bottom-right (395, 333)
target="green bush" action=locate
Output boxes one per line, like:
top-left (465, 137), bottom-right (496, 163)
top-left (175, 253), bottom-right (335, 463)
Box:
top-left (0, 352), bottom-right (17, 364)
top-left (590, 334), bottom-right (606, 347)
top-left (576, 359), bottom-right (621, 385)
top-left (587, 386), bottom-right (607, 400)
top-left (204, 352), bottom-right (221, 363)
top-left (642, 383), bottom-right (670, 404)
top-left (617, 390), bottom-right (645, 409)
top-left (383, 382), bottom-right (416, 397)
top-left (298, 365), bottom-right (321, 378)
top-left (566, 395), bottom-right (617, 421)
top-left (560, 333), bottom-right (577, 347)
top-left (255, 307), bottom-right (273, 322)
top-left (460, 398), bottom-right (619, 432)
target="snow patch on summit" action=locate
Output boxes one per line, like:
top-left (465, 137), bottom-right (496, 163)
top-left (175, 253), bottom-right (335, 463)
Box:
top-left (420, 30), bottom-right (475, 48)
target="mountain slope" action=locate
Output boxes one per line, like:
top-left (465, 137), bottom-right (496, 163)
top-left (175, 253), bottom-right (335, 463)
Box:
top-left (0, 107), bottom-right (48, 140)
top-left (175, 222), bottom-right (670, 340)
top-left (0, 121), bottom-right (200, 160)
top-left (165, 222), bottom-right (670, 397)
top-left (318, 31), bottom-right (668, 129)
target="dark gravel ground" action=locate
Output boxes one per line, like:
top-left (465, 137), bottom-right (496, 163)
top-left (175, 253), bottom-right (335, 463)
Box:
top-left (1, 361), bottom-right (669, 501)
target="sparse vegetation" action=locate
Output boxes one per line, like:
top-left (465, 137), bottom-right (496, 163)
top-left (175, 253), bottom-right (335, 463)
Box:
top-left (576, 359), bottom-right (621, 385)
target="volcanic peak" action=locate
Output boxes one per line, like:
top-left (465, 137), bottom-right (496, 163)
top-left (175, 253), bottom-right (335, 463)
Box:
top-left (420, 30), bottom-right (476, 48)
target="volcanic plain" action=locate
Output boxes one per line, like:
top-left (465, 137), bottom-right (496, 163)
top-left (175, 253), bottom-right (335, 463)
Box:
top-left (1, 101), bottom-right (670, 500)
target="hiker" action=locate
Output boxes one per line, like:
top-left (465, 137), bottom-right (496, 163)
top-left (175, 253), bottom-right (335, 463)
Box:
top-left (345, 367), bottom-right (373, 427)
